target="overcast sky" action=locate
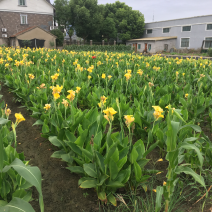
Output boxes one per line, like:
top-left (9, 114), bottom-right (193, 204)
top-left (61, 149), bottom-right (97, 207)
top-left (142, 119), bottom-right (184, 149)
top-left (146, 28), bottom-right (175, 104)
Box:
top-left (50, 0), bottom-right (212, 23)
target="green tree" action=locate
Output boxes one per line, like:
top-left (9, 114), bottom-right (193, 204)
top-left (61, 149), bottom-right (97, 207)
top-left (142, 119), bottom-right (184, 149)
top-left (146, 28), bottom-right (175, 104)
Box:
top-left (102, 1), bottom-right (145, 43)
top-left (54, 0), bottom-right (70, 29)
top-left (50, 29), bottom-right (64, 46)
top-left (69, 0), bottom-right (103, 41)
top-left (100, 17), bottom-right (117, 42)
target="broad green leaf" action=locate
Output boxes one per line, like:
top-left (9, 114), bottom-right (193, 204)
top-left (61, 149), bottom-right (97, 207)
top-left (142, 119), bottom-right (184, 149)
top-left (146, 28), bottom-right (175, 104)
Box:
top-left (32, 120), bottom-right (43, 126)
top-left (67, 166), bottom-right (84, 174)
top-left (0, 200), bottom-right (7, 206)
top-left (0, 118), bottom-right (10, 125)
top-left (108, 193), bottom-right (117, 206)
top-left (117, 155), bottom-right (127, 172)
top-left (98, 191), bottom-right (107, 202)
top-left (93, 131), bottom-right (102, 149)
top-left (134, 161), bottom-right (141, 182)
top-left (106, 181), bottom-right (124, 188)
top-left (83, 163), bottom-right (97, 178)
top-left (4, 159), bottom-right (44, 212)
top-left (130, 146), bottom-right (138, 164)
top-left (48, 136), bottom-right (63, 148)
top-left (180, 124), bottom-right (202, 132)
top-left (65, 130), bottom-right (76, 143)
top-left (42, 123), bottom-right (49, 134)
top-left (97, 174), bottom-right (109, 186)
top-left (109, 159), bottom-right (118, 180)
top-left (1, 197), bottom-right (35, 212)
top-left (143, 141), bottom-right (159, 158)
top-left (51, 150), bottom-right (66, 159)
top-left (104, 142), bottom-right (117, 164)
top-left (155, 186), bottom-right (163, 212)
top-left (175, 166), bottom-right (205, 188)
top-left (180, 142), bottom-right (203, 167)
top-left (173, 110), bottom-right (186, 123)
top-left (80, 180), bottom-right (97, 188)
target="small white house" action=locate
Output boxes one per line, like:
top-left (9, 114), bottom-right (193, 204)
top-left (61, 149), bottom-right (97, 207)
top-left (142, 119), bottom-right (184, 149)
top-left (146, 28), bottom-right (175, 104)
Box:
top-left (126, 36), bottom-right (177, 53)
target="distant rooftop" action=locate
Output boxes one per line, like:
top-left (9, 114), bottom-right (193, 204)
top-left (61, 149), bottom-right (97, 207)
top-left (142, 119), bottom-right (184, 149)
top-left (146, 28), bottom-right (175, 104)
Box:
top-left (146, 14), bottom-right (212, 24)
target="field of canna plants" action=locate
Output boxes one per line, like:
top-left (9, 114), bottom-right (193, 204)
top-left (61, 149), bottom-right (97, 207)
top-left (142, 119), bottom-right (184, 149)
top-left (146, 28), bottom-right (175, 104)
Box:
top-left (0, 46), bottom-right (212, 211)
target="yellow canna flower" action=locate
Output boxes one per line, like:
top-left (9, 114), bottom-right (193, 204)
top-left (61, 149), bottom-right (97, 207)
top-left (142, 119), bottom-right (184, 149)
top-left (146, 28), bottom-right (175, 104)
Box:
top-left (103, 107), bottom-right (117, 122)
top-left (137, 69), bottom-right (143, 76)
top-left (152, 106), bottom-right (163, 113)
top-left (15, 113), bottom-right (25, 124)
top-left (157, 158), bottom-right (163, 162)
top-left (124, 115), bottom-right (135, 128)
top-left (67, 90), bottom-right (75, 101)
top-left (76, 87), bottom-right (81, 94)
top-left (183, 73), bottom-right (185, 76)
top-left (185, 93), bottom-right (189, 98)
top-left (163, 181), bottom-right (167, 186)
top-left (28, 74), bottom-right (35, 79)
top-left (44, 104), bottom-right (51, 110)
top-left (53, 93), bottom-right (60, 100)
top-left (108, 75), bottom-right (112, 80)
top-left (62, 99), bottom-right (69, 107)
top-left (152, 189), bottom-right (157, 193)
top-left (127, 69), bottom-right (132, 74)
top-left (88, 75), bottom-right (92, 80)
top-left (148, 82), bottom-right (154, 87)
top-left (124, 73), bottom-right (131, 81)
top-left (5, 108), bottom-right (11, 117)
top-left (102, 73), bottom-right (106, 79)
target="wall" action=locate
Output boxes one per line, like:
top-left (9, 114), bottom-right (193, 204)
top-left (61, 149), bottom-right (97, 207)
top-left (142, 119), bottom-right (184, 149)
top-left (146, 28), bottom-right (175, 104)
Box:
top-left (0, 11), bottom-right (53, 37)
top-left (0, 0), bottom-right (53, 15)
top-left (16, 27), bottom-right (56, 48)
top-left (126, 41), bottom-right (156, 53)
top-left (143, 15), bottom-right (212, 49)
top-left (155, 39), bottom-right (177, 52)
top-left (0, 38), bottom-right (8, 46)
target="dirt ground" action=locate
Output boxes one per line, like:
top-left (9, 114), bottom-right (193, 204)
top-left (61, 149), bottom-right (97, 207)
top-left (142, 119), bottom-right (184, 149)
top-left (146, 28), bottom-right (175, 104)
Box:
top-left (0, 85), bottom-right (98, 212)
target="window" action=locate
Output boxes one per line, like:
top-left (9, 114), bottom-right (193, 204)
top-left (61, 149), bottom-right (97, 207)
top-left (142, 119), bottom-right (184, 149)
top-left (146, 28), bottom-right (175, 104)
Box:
top-left (164, 44), bottom-right (168, 51)
top-left (148, 44), bottom-right (151, 51)
top-left (138, 44), bottom-right (141, 49)
top-left (182, 26), bottom-right (191, 31)
top-left (181, 38), bottom-right (189, 48)
top-left (20, 15), bottom-right (27, 24)
top-left (147, 29), bottom-right (152, 34)
top-left (205, 37), bottom-right (212, 48)
top-left (206, 24), bottom-right (212, 30)
top-left (19, 0), bottom-right (26, 6)
top-left (163, 28), bottom-right (170, 33)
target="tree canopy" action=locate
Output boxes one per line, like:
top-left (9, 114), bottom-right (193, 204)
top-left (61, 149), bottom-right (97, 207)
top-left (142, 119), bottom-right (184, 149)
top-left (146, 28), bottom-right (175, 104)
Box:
top-left (53, 0), bottom-right (145, 43)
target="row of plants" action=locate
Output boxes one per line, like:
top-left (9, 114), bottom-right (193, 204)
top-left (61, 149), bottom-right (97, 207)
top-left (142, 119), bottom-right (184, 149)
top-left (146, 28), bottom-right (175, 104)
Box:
top-left (0, 47), bottom-right (212, 210)
top-left (64, 44), bottom-right (132, 52)
top-left (0, 85), bottom-right (44, 212)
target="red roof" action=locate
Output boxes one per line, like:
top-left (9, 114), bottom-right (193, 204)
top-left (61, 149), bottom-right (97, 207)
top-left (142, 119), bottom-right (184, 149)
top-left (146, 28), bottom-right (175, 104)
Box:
top-left (10, 26), bottom-right (57, 38)
top-left (10, 26), bottom-right (37, 38)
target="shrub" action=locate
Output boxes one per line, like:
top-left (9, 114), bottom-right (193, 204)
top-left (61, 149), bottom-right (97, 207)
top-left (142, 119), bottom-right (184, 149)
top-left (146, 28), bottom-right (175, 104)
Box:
top-left (207, 48), bottom-right (212, 57)
top-left (50, 29), bottom-right (64, 46)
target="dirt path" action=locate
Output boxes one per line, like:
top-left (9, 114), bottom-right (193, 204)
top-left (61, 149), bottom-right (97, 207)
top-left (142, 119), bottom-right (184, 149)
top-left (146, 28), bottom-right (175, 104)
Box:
top-left (0, 85), bottom-right (98, 212)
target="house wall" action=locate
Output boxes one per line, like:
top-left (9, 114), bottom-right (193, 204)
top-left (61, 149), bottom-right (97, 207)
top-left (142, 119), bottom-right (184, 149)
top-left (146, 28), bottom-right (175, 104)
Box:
top-left (0, 38), bottom-right (8, 46)
top-left (126, 41), bottom-right (156, 53)
top-left (16, 27), bottom-right (56, 48)
top-left (0, 0), bottom-right (53, 15)
top-left (144, 15), bottom-right (212, 49)
top-left (155, 39), bottom-right (177, 52)
top-left (0, 11), bottom-right (53, 38)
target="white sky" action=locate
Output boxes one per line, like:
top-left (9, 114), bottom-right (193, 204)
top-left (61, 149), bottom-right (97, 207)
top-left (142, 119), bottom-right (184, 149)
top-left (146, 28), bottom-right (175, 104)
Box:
top-left (50, 0), bottom-right (212, 23)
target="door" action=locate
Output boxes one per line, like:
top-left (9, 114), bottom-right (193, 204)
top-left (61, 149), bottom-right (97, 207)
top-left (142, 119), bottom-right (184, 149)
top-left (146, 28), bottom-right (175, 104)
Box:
top-left (144, 43), bottom-right (147, 52)
top-left (133, 43), bottom-right (137, 52)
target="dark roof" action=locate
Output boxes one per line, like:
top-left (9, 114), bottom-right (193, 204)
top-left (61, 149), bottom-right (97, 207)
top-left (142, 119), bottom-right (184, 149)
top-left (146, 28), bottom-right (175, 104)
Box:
top-left (10, 26), bottom-right (57, 38)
